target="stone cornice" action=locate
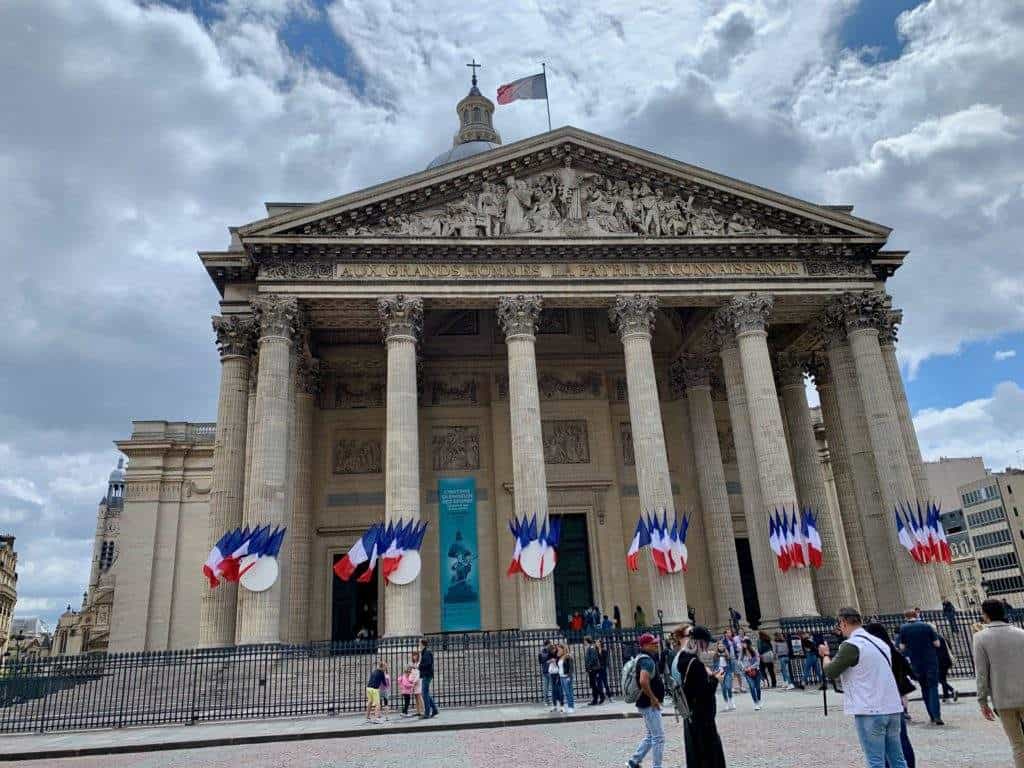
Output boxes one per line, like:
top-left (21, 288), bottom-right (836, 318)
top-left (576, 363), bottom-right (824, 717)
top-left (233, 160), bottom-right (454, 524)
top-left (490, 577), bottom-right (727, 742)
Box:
top-left (609, 294), bottom-right (658, 340)
top-left (497, 294), bottom-right (543, 338)
top-left (377, 294), bottom-right (424, 340)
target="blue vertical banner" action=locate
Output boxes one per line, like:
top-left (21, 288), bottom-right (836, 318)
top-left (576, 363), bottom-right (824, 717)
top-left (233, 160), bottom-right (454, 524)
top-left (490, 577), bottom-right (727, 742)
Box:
top-left (438, 476), bottom-right (481, 631)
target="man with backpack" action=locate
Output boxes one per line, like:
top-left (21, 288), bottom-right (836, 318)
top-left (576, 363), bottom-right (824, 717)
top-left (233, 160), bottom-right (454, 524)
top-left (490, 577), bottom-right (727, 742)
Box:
top-left (623, 633), bottom-right (665, 768)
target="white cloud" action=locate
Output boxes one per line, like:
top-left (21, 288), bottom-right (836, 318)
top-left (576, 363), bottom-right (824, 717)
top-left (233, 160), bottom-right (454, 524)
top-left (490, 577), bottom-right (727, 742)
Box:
top-left (915, 381), bottom-right (1024, 471)
top-left (994, 349), bottom-right (1017, 361)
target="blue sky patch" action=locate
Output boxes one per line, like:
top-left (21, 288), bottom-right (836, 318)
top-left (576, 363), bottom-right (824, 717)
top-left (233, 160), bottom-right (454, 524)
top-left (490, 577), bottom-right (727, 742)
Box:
top-left (838, 0), bottom-right (926, 61)
top-left (906, 331), bottom-right (1024, 412)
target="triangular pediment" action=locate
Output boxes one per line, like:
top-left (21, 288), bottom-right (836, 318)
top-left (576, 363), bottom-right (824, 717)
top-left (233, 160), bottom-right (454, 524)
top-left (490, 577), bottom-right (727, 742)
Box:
top-left (238, 127), bottom-right (890, 243)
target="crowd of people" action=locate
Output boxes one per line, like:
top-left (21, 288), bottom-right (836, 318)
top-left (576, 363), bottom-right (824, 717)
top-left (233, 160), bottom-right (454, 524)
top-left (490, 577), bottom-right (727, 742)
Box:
top-left (364, 638), bottom-right (439, 724)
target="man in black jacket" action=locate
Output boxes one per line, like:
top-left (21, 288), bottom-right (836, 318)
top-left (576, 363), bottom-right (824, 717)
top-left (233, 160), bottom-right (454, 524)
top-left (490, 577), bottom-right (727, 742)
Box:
top-left (584, 636), bottom-right (603, 705)
top-left (419, 638), bottom-right (439, 719)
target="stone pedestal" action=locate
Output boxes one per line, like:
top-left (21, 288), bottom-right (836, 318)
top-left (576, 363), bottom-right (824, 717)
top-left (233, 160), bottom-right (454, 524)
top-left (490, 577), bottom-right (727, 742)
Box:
top-left (677, 354), bottom-right (743, 630)
top-left (720, 294), bottom-right (816, 617)
top-left (715, 324), bottom-right (783, 627)
top-left (497, 295), bottom-right (557, 630)
top-left (237, 295), bottom-right (299, 645)
top-left (805, 354), bottom-right (878, 614)
top-left (200, 315), bottom-right (255, 648)
top-left (285, 355), bottom-right (317, 643)
top-left (834, 292), bottom-right (940, 609)
top-left (776, 355), bottom-right (857, 615)
top-left (610, 295), bottom-right (688, 625)
top-left (380, 295), bottom-right (424, 637)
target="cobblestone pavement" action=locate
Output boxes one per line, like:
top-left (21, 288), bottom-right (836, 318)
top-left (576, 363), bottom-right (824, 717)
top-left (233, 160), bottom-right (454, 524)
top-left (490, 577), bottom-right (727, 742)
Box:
top-left (11, 689), bottom-right (1010, 767)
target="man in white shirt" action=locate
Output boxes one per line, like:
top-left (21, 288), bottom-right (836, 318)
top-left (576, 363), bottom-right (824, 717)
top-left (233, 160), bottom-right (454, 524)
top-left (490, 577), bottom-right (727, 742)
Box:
top-left (820, 607), bottom-right (908, 768)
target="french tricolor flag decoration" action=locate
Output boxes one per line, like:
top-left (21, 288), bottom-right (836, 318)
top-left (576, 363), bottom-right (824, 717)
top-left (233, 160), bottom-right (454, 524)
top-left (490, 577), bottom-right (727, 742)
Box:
top-left (507, 515), bottom-right (561, 579)
top-left (204, 526), bottom-right (249, 588)
top-left (203, 524), bottom-right (286, 592)
top-left (626, 516), bottom-right (651, 572)
top-left (894, 501), bottom-right (952, 565)
top-left (768, 507), bottom-right (823, 572)
top-left (802, 509), bottom-right (823, 569)
top-left (378, 518), bottom-right (429, 585)
top-left (334, 523), bottom-right (383, 583)
top-left (624, 510), bottom-right (689, 574)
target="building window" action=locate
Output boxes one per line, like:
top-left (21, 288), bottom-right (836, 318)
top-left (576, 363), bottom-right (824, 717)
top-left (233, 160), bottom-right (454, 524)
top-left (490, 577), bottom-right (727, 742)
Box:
top-left (99, 541), bottom-right (115, 571)
top-left (978, 552), bottom-right (1020, 573)
top-left (972, 529), bottom-right (1013, 550)
top-left (967, 506), bottom-right (1006, 528)
top-left (984, 575), bottom-right (1024, 595)
top-left (1007, 484), bottom-right (1013, 494)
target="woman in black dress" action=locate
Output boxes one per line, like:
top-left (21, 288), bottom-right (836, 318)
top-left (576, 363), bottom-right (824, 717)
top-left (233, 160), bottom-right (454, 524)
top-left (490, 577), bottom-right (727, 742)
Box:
top-left (671, 625), bottom-right (727, 768)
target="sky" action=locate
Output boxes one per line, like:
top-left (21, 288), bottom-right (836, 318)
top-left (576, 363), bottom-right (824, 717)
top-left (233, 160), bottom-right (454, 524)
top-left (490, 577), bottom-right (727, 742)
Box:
top-left (2, 0), bottom-right (1023, 628)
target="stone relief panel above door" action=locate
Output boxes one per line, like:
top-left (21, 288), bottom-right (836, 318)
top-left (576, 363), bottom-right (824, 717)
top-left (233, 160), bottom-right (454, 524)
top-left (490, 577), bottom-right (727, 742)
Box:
top-left (542, 420), bottom-right (591, 465)
top-left (431, 425), bottom-right (481, 471)
top-left (333, 434), bottom-right (384, 475)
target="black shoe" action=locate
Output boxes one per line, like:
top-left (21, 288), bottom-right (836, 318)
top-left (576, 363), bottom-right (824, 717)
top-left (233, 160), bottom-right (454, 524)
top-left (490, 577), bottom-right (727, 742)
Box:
top-left (953, 690), bottom-right (959, 702)
top-left (933, 719), bottom-right (945, 726)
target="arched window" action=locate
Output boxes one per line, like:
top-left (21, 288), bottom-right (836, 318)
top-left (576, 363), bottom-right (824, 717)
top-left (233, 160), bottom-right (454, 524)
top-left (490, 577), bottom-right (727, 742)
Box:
top-left (472, 106), bottom-right (482, 123)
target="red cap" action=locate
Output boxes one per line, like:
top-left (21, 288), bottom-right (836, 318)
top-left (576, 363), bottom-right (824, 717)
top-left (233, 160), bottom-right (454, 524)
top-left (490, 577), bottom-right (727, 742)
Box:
top-left (638, 632), bottom-right (659, 646)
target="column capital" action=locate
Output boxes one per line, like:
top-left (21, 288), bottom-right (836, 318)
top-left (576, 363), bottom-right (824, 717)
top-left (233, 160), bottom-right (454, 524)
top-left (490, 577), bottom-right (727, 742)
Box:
top-left (710, 308), bottom-right (738, 350)
top-left (609, 294), bottom-right (658, 340)
top-left (211, 314), bottom-right (256, 359)
top-left (827, 290), bottom-right (891, 335)
top-left (497, 294), bottom-right (543, 338)
top-left (673, 352), bottom-right (715, 390)
top-left (720, 292), bottom-right (773, 335)
top-left (879, 308), bottom-right (903, 347)
top-left (378, 294), bottom-right (423, 341)
top-left (297, 355), bottom-right (321, 397)
top-left (800, 351), bottom-right (831, 386)
top-left (773, 352), bottom-right (806, 390)
top-left (251, 295), bottom-right (300, 340)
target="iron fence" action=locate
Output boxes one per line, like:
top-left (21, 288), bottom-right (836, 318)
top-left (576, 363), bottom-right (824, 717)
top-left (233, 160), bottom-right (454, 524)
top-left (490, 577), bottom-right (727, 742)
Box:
top-left (780, 608), bottom-right (1024, 685)
top-left (0, 627), bottom-right (653, 734)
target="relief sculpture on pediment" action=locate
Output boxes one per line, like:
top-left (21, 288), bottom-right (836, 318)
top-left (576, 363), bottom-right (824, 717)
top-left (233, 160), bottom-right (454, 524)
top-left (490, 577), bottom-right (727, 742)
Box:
top-left (364, 159), bottom-right (787, 239)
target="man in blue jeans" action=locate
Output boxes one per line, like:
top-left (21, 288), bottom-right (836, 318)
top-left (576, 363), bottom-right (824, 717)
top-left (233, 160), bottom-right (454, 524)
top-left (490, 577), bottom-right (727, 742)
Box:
top-left (627, 633), bottom-right (665, 768)
top-left (898, 609), bottom-right (943, 725)
top-left (418, 638), bottom-right (439, 719)
top-left (822, 607), bottom-right (908, 768)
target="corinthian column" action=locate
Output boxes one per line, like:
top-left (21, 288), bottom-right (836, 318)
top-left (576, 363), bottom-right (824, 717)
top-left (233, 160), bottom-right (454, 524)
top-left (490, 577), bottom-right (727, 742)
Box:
top-left (610, 295), bottom-right (688, 625)
top-left (285, 355), bottom-right (318, 643)
top-left (498, 295), bottom-right (557, 629)
top-left (237, 295), bottom-right (299, 644)
top-left (200, 314), bottom-right (255, 648)
top-left (832, 292), bottom-right (940, 609)
top-left (776, 354), bottom-right (857, 615)
top-left (675, 353), bottom-right (743, 629)
top-left (713, 317), bottom-right (783, 627)
top-left (803, 353), bottom-right (878, 614)
top-left (880, 311), bottom-right (954, 600)
top-left (719, 294), bottom-right (816, 617)
top-left (379, 295), bottom-right (424, 637)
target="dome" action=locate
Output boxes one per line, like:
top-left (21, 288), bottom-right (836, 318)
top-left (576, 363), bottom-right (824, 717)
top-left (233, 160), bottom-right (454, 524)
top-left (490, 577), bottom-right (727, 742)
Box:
top-left (108, 457), bottom-right (126, 484)
top-left (426, 140), bottom-right (501, 170)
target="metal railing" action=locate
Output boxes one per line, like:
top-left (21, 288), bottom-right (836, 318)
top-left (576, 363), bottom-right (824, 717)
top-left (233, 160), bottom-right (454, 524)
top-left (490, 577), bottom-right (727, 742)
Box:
top-left (780, 608), bottom-right (1024, 684)
top-left (0, 628), bottom-right (652, 734)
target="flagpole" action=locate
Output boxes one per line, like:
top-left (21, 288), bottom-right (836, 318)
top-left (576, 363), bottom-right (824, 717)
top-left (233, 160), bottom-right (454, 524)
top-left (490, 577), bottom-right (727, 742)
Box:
top-left (542, 62), bottom-right (552, 131)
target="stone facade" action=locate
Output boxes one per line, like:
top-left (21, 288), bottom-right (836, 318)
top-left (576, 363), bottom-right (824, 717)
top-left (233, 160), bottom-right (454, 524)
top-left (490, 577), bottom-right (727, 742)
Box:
top-left (106, 123), bottom-right (946, 650)
top-left (0, 535), bottom-right (16, 659)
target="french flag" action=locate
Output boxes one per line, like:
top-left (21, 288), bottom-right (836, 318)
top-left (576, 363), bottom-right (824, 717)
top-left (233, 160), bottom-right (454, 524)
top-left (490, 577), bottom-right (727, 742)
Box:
top-left (925, 504), bottom-right (943, 563)
top-left (931, 503), bottom-right (952, 563)
top-left (770, 511), bottom-right (789, 572)
top-left (203, 526), bottom-right (247, 588)
top-left (789, 510), bottom-right (806, 568)
top-left (907, 506), bottom-right (930, 563)
top-left (508, 518), bottom-right (526, 575)
top-left (540, 517), bottom-right (561, 574)
top-left (648, 512), bottom-right (671, 573)
top-left (220, 525), bottom-right (265, 582)
top-left (334, 524), bottom-right (382, 582)
top-left (379, 522), bottom-right (402, 581)
top-left (804, 509), bottom-right (823, 569)
top-left (895, 507), bottom-right (918, 562)
top-left (672, 515), bottom-right (689, 573)
top-left (626, 516), bottom-right (651, 571)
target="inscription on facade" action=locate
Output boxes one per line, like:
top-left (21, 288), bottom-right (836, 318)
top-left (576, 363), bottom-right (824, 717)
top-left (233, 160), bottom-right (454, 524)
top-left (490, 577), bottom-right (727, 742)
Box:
top-left (334, 439), bottom-right (383, 474)
top-left (432, 426), bottom-right (481, 471)
top-left (542, 420), bottom-right (590, 465)
top-left (310, 261), bottom-right (807, 282)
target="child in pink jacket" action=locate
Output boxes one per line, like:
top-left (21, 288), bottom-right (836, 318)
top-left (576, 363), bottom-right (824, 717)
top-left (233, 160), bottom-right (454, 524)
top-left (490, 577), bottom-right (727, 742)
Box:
top-left (398, 664), bottom-right (420, 717)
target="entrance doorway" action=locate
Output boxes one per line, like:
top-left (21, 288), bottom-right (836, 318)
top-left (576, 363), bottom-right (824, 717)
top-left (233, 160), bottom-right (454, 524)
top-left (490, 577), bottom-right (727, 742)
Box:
top-left (331, 553), bottom-right (379, 642)
top-left (550, 513), bottom-right (595, 629)
top-left (734, 538), bottom-right (762, 629)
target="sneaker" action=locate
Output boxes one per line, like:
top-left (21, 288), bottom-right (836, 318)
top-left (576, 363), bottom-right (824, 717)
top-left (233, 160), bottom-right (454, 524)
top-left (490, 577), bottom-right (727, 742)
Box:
top-left (785, 684), bottom-right (795, 691)
top-left (754, 702), bottom-right (762, 711)
top-left (933, 719), bottom-right (945, 726)
top-left (566, 707), bottom-right (575, 714)
top-left (549, 706), bottom-right (559, 713)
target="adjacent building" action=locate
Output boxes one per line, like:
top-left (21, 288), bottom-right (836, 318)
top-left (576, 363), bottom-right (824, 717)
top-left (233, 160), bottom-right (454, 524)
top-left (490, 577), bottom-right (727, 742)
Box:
top-left (959, 469), bottom-right (1024, 607)
top-left (0, 535), bottom-right (17, 658)
top-left (925, 457), bottom-right (988, 609)
top-left (109, 81), bottom-right (950, 651)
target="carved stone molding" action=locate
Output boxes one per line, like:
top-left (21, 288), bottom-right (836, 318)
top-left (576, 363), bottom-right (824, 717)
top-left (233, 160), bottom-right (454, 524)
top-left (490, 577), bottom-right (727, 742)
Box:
top-left (502, 479), bottom-right (614, 525)
top-left (497, 294), bottom-right (543, 338)
top-left (878, 308), bottom-right (902, 346)
top-left (212, 314), bottom-right (256, 359)
top-left (431, 426), bottom-right (481, 471)
top-left (830, 290), bottom-right (890, 334)
top-left (124, 481), bottom-right (160, 500)
top-left (297, 355), bottom-right (321, 397)
top-left (251, 294), bottom-right (300, 339)
top-left (719, 292), bottom-right (774, 335)
top-left (805, 259), bottom-right (872, 277)
top-left (333, 438), bottom-right (383, 474)
top-left (538, 371), bottom-right (603, 399)
top-left (377, 294), bottom-right (423, 340)
top-left (542, 420), bottom-right (591, 464)
top-left (609, 294), bottom-right (658, 339)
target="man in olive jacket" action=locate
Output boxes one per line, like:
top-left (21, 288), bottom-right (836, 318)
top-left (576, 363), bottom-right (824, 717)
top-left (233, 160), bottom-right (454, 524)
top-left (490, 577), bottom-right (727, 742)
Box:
top-left (974, 598), bottom-right (1024, 767)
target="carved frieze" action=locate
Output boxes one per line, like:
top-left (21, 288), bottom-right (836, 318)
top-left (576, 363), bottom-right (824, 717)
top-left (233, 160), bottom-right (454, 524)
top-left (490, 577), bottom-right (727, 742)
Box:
top-left (333, 438), bottom-right (383, 475)
top-left (542, 420), bottom-right (590, 465)
top-left (429, 375), bottom-right (481, 405)
top-left (805, 259), bottom-right (873, 277)
top-left (431, 426), bottom-right (481, 471)
top-left (297, 356), bottom-right (322, 397)
top-left (538, 371), bottom-right (603, 400)
top-left (319, 359), bottom-right (386, 409)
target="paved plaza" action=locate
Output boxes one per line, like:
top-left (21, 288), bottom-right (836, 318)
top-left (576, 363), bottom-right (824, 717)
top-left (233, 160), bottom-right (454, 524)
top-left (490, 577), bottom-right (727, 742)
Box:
top-left (5, 685), bottom-right (1011, 767)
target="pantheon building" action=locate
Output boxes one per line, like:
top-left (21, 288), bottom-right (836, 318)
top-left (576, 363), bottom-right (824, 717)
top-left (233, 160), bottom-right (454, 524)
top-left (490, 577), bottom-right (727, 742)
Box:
top-left (109, 82), bottom-right (950, 651)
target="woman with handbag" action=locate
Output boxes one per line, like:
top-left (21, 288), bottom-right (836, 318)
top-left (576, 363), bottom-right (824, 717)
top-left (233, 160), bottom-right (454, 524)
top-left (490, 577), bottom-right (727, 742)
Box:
top-left (739, 638), bottom-right (763, 711)
top-left (757, 631), bottom-right (777, 687)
